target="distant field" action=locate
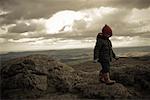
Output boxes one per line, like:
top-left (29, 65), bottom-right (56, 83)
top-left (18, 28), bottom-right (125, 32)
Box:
top-left (1, 46), bottom-right (150, 65)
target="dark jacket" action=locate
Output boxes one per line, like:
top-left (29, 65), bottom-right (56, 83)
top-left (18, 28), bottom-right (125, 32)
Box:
top-left (94, 33), bottom-right (116, 62)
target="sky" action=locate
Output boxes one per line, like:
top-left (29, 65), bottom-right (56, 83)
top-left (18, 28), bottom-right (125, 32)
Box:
top-left (0, 0), bottom-right (150, 53)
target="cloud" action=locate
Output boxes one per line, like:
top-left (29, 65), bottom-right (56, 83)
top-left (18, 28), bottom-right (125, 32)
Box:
top-left (0, 0), bottom-right (150, 26)
top-left (1, 6), bottom-right (150, 41)
top-left (0, 9), bottom-right (10, 16)
top-left (124, 7), bottom-right (150, 34)
top-left (7, 18), bottom-right (46, 33)
top-left (43, 7), bottom-right (132, 37)
top-left (8, 37), bottom-right (44, 43)
top-left (0, 38), bottom-right (6, 43)
top-left (0, 1), bottom-right (150, 52)
top-left (8, 23), bottom-right (36, 33)
top-left (69, 7), bottom-right (150, 36)
top-left (111, 36), bottom-right (150, 47)
top-left (1, 36), bottom-right (150, 53)
top-left (0, 37), bottom-right (95, 53)
top-left (45, 10), bottom-right (82, 34)
top-left (0, 0), bottom-right (150, 39)
top-left (45, 7), bottom-right (118, 35)
top-left (112, 0), bottom-right (150, 9)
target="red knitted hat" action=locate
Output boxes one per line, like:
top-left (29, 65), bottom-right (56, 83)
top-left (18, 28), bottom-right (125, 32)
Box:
top-left (102, 24), bottom-right (112, 37)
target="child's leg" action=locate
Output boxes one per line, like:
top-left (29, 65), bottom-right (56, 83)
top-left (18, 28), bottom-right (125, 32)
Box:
top-left (99, 70), bottom-right (105, 83)
top-left (99, 62), bottom-right (110, 83)
top-left (100, 62), bottom-right (110, 73)
top-left (100, 62), bottom-right (115, 85)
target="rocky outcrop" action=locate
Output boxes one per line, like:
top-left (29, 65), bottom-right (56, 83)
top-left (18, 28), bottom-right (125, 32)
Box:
top-left (75, 83), bottom-right (130, 99)
top-left (71, 56), bottom-right (150, 99)
top-left (108, 56), bottom-right (150, 98)
top-left (111, 65), bottom-right (150, 98)
top-left (1, 55), bottom-right (79, 99)
top-left (1, 54), bottom-right (131, 99)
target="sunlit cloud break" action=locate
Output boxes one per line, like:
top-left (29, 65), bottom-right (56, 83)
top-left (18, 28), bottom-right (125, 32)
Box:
top-left (45, 7), bottom-right (117, 34)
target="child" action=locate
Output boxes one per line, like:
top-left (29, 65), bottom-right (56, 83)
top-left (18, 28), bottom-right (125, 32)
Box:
top-left (94, 24), bottom-right (119, 85)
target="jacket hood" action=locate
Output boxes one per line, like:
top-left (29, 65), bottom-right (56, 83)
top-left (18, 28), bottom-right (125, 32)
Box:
top-left (102, 24), bottom-right (112, 37)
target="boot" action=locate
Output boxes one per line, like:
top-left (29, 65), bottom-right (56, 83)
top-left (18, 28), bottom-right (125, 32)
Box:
top-left (99, 70), bottom-right (105, 83)
top-left (103, 72), bottom-right (116, 85)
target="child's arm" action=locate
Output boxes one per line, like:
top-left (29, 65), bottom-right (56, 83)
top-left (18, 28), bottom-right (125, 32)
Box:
top-left (109, 40), bottom-right (119, 60)
top-left (112, 50), bottom-right (116, 58)
top-left (94, 37), bottom-right (102, 61)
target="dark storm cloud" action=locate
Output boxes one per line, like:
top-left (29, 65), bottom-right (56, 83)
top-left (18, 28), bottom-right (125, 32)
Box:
top-left (8, 23), bottom-right (36, 33)
top-left (7, 20), bottom-right (45, 33)
top-left (0, 0), bottom-right (85, 25)
top-left (111, 0), bottom-right (150, 9)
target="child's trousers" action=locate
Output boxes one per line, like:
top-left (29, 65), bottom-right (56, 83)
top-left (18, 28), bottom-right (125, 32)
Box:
top-left (100, 61), bottom-right (110, 73)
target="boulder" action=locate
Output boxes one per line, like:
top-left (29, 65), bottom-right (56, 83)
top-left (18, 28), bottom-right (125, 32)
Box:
top-left (111, 65), bottom-right (150, 98)
top-left (1, 54), bottom-right (78, 99)
top-left (111, 65), bottom-right (150, 90)
top-left (76, 83), bottom-right (130, 99)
